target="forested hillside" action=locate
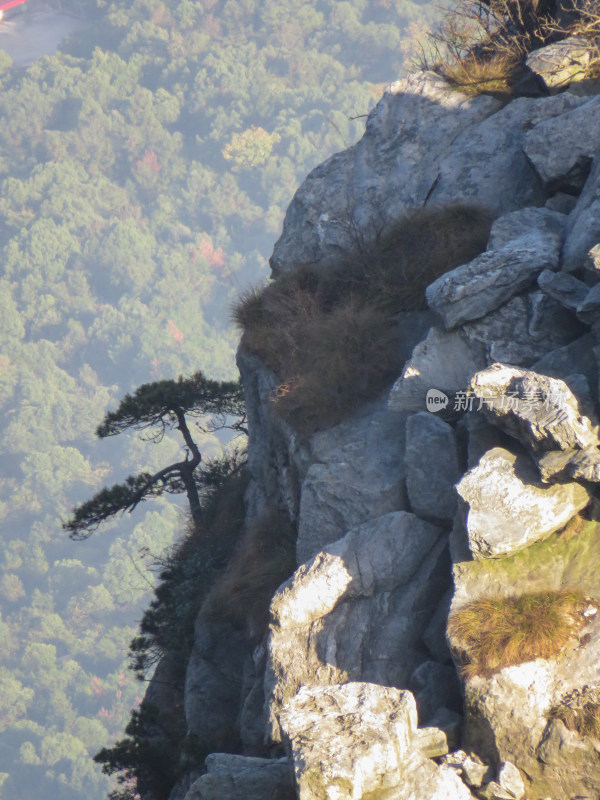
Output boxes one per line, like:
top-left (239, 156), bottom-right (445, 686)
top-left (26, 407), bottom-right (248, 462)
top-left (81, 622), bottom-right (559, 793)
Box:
top-left (0, 1), bottom-right (438, 797)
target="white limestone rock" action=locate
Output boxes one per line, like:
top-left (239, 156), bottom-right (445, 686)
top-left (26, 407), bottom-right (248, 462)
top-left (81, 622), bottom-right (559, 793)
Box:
top-left (469, 363), bottom-right (599, 452)
top-left (497, 761), bottom-right (526, 799)
top-left (526, 37), bottom-right (594, 93)
top-left (278, 683), bottom-right (474, 800)
top-left (265, 511), bottom-right (449, 741)
top-left (456, 446), bottom-right (590, 559)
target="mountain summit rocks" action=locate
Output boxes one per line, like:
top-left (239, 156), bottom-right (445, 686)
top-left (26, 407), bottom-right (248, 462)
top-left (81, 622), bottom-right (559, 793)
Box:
top-left (169, 41), bottom-right (600, 800)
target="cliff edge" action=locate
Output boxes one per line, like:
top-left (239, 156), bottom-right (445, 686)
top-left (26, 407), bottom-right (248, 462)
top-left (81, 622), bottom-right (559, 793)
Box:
top-left (149, 27), bottom-right (600, 800)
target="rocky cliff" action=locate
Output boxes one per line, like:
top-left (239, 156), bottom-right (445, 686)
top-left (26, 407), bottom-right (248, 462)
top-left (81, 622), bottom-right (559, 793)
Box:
top-left (154, 36), bottom-right (600, 800)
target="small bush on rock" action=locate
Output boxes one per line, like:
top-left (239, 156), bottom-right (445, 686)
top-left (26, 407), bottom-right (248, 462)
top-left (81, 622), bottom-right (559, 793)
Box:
top-left (551, 687), bottom-right (600, 740)
top-left (234, 204), bottom-right (492, 434)
top-left (419, 0), bottom-right (600, 96)
top-left (449, 589), bottom-right (592, 677)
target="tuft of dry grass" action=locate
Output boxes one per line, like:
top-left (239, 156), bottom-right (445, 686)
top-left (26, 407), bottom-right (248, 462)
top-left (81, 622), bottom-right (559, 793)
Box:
top-left (449, 590), bottom-right (591, 678)
top-left (201, 509), bottom-right (297, 638)
top-left (551, 688), bottom-right (600, 740)
top-left (233, 204), bottom-right (492, 434)
top-left (441, 52), bottom-right (520, 96)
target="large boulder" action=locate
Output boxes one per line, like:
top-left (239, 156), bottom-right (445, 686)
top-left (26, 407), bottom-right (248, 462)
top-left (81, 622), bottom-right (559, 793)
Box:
top-left (389, 326), bottom-right (487, 413)
top-left (278, 683), bottom-right (474, 800)
top-left (455, 446), bottom-right (590, 559)
top-left (486, 206), bottom-right (566, 251)
top-left (524, 93), bottom-right (600, 192)
top-left (426, 92), bottom-right (584, 210)
top-left (537, 269), bottom-right (589, 311)
top-left (184, 754), bottom-right (294, 800)
top-left (469, 363), bottom-right (599, 452)
top-left (405, 412), bottom-right (461, 523)
top-left (296, 396), bottom-right (407, 564)
top-left (563, 152), bottom-right (600, 273)
top-left (270, 72), bottom-right (499, 275)
top-left (461, 290), bottom-right (582, 367)
top-left (425, 232), bottom-right (561, 330)
top-left (265, 511), bottom-right (449, 740)
top-left (526, 37), bottom-right (595, 93)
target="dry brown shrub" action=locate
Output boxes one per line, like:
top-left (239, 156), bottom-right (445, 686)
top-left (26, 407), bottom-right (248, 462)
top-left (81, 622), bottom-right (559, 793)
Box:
top-left (271, 300), bottom-right (401, 433)
top-left (366, 204), bottom-right (493, 311)
top-left (449, 589), bottom-right (591, 678)
top-left (232, 204), bottom-right (492, 433)
top-left (202, 509), bottom-right (296, 638)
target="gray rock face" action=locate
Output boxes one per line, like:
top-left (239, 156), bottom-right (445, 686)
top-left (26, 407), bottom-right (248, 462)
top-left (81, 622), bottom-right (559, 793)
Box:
top-left (456, 446), bottom-right (590, 558)
top-left (184, 619), bottom-right (249, 750)
top-left (462, 291), bottom-right (582, 367)
top-left (577, 281), bottom-right (600, 324)
top-left (296, 397), bottom-right (408, 564)
top-left (237, 347), bottom-right (307, 524)
top-left (389, 326), bottom-right (487, 413)
top-left (425, 93), bottom-right (582, 211)
top-left (425, 233), bottom-right (561, 330)
top-left (409, 660), bottom-right (462, 725)
top-left (470, 363), bottom-right (599, 452)
top-left (524, 93), bottom-right (599, 191)
top-left (395, 309), bottom-right (437, 363)
top-left (538, 445), bottom-right (600, 483)
top-left (270, 72), bottom-right (499, 275)
top-left (564, 153), bottom-right (600, 273)
top-left (545, 191), bottom-right (577, 214)
top-left (185, 755), bottom-right (294, 800)
top-left (462, 650), bottom-right (600, 800)
top-left (405, 412), bottom-right (461, 523)
top-left (532, 333), bottom-right (599, 403)
top-left (265, 511), bottom-right (449, 740)
top-left (278, 683), bottom-right (474, 800)
top-left (537, 269), bottom-right (589, 310)
top-left (487, 207), bottom-right (566, 251)
top-left (526, 37), bottom-right (595, 93)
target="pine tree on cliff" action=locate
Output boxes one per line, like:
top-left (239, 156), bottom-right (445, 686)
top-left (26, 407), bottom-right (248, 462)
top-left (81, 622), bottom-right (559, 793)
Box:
top-left (64, 372), bottom-right (246, 538)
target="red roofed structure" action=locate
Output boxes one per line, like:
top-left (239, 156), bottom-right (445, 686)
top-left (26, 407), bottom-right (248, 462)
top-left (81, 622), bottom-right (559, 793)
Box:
top-left (0, 0), bottom-right (28, 19)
